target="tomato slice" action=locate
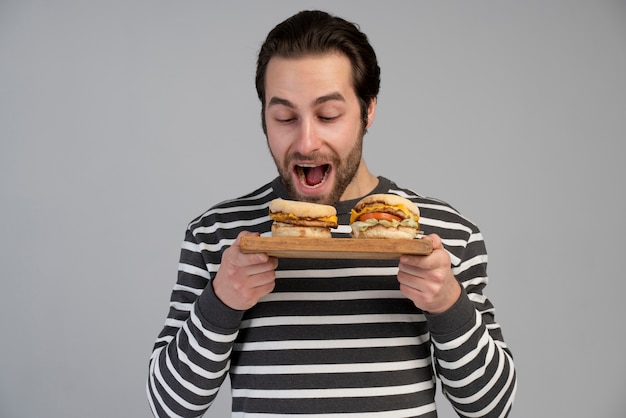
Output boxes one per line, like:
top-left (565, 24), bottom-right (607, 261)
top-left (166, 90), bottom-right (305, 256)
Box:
top-left (359, 212), bottom-right (402, 222)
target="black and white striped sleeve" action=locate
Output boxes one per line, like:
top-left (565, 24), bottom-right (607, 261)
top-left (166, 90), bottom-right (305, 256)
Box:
top-left (147, 227), bottom-right (243, 417)
top-left (422, 210), bottom-right (517, 417)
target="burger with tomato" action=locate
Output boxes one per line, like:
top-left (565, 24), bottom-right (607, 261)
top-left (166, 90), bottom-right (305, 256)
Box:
top-left (350, 194), bottom-right (421, 239)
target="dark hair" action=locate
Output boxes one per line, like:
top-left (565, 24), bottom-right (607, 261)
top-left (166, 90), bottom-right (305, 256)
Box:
top-left (256, 10), bottom-right (381, 133)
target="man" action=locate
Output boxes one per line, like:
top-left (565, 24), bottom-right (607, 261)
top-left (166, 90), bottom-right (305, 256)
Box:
top-left (148, 10), bottom-right (516, 417)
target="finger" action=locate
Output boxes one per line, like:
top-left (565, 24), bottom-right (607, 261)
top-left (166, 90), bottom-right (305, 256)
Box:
top-left (230, 231), bottom-right (270, 265)
top-left (426, 233), bottom-right (445, 251)
top-left (246, 256), bottom-right (279, 278)
top-left (399, 234), bottom-right (446, 269)
top-left (250, 266), bottom-right (278, 289)
top-left (399, 253), bottom-right (434, 272)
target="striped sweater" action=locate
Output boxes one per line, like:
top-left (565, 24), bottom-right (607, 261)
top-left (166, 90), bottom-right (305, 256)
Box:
top-left (147, 176), bottom-right (517, 417)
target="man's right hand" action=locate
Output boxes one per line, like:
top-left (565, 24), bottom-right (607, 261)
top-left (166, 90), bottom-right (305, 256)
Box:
top-left (212, 231), bottom-right (278, 310)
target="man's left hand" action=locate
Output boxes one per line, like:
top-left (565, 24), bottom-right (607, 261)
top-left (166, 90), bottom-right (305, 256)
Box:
top-left (397, 233), bottom-right (461, 314)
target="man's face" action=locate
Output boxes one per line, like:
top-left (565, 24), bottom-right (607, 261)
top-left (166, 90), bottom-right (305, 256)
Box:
top-left (264, 53), bottom-right (370, 205)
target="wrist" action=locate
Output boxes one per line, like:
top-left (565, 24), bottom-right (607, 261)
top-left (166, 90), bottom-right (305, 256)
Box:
top-left (424, 286), bottom-right (476, 339)
top-left (429, 279), bottom-right (462, 315)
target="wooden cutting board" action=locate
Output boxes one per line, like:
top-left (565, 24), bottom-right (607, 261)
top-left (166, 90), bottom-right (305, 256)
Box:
top-left (240, 236), bottom-right (432, 259)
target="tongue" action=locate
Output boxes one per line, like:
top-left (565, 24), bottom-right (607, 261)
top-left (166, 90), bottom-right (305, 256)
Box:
top-left (304, 166), bottom-right (326, 186)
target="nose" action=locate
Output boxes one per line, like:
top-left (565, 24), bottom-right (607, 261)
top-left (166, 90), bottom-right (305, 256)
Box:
top-left (293, 117), bottom-right (322, 155)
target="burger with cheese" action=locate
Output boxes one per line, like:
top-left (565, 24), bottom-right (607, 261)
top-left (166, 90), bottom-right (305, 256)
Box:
top-left (269, 198), bottom-right (338, 238)
top-left (350, 194), bottom-right (420, 239)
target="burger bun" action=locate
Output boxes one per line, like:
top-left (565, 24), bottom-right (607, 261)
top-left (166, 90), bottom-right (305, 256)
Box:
top-left (269, 198), bottom-right (336, 220)
top-left (271, 223), bottom-right (333, 238)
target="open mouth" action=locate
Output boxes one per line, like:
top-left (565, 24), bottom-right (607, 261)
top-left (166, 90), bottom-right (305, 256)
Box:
top-left (296, 164), bottom-right (331, 188)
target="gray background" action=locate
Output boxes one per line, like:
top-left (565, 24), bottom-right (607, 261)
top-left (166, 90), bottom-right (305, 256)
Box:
top-left (1, 1), bottom-right (625, 417)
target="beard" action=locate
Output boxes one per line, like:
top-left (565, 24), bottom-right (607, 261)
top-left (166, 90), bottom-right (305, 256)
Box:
top-left (269, 134), bottom-right (364, 206)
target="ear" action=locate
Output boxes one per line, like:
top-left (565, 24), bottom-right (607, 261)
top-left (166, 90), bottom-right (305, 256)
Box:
top-left (365, 97), bottom-right (377, 129)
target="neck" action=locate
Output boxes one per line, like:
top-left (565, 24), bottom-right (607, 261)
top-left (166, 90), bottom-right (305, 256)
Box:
top-left (340, 159), bottom-right (378, 201)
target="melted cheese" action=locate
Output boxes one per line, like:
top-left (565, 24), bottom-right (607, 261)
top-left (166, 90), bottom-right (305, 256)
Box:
top-left (270, 212), bottom-right (338, 224)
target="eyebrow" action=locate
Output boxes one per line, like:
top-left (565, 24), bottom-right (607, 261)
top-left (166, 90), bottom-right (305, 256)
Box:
top-left (268, 92), bottom-right (346, 109)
